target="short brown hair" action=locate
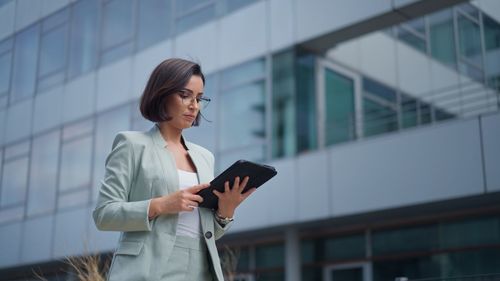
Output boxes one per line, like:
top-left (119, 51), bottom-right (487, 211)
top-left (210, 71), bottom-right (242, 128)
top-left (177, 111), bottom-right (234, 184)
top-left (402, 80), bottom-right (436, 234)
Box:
top-left (140, 58), bottom-right (206, 126)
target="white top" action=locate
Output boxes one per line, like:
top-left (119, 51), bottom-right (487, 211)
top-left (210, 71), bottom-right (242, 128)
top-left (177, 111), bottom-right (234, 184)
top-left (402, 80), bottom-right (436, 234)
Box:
top-left (175, 169), bottom-right (202, 238)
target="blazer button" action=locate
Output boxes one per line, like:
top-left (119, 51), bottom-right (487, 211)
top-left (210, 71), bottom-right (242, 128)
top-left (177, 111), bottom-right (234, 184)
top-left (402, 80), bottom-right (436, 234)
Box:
top-left (205, 231), bottom-right (213, 239)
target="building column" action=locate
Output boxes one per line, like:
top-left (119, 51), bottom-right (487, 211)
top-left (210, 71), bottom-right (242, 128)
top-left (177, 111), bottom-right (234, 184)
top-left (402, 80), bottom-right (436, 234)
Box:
top-left (285, 227), bottom-right (300, 281)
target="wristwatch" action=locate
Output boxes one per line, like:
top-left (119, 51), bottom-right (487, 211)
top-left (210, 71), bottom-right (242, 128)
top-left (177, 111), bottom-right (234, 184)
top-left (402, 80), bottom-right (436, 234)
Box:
top-left (215, 211), bottom-right (234, 225)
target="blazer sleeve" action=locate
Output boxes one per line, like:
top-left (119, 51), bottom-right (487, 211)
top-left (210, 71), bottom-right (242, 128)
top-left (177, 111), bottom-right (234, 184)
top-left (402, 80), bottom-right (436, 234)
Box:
top-left (93, 132), bottom-right (152, 232)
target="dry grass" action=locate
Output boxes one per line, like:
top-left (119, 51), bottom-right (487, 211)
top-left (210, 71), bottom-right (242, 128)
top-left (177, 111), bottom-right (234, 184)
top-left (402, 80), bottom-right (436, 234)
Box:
top-left (65, 254), bottom-right (108, 281)
top-left (34, 254), bottom-right (109, 281)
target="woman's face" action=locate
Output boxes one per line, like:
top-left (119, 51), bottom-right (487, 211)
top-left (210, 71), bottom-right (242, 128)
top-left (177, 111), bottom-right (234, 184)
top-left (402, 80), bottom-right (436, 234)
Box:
top-left (165, 75), bottom-right (204, 130)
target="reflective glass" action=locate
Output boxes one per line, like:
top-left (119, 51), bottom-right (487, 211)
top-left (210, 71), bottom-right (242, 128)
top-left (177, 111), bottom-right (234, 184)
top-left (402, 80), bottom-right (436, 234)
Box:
top-left (458, 15), bottom-right (482, 67)
top-left (220, 82), bottom-right (265, 150)
top-left (11, 24), bottom-right (39, 103)
top-left (398, 27), bottom-right (426, 53)
top-left (401, 94), bottom-right (418, 128)
top-left (324, 234), bottom-right (365, 261)
top-left (38, 25), bottom-right (68, 90)
top-left (58, 189), bottom-right (89, 209)
top-left (325, 69), bottom-right (355, 145)
top-left (363, 77), bottom-right (396, 102)
top-left (59, 136), bottom-right (93, 191)
top-left (27, 131), bottom-right (60, 216)
top-left (0, 52), bottom-right (12, 95)
top-left (440, 217), bottom-right (500, 249)
top-left (221, 59), bottom-right (265, 90)
top-left (62, 119), bottom-right (93, 141)
top-left (296, 53), bottom-right (317, 152)
top-left (420, 102), bottom-right (432, 124)
top-left (225, 0), bottom-right (256, 14)
top-left (272, 50), bottom-right (296, 158)
top-left (4, 140), bottom-right (30, 160)
top-left (93, 106), bottom-right (130, 200)
top-left (138, 0), bottom-right (172, 50)
top-left (255, 243), bottom-right (284, 268)
top-left (68, 0), bottom-right (99, 79)
top-left (176, 0), bottom-right (212, 15)
top-left (1, 157), bottom-right (29, 206)
top-left (483, 15), bottom-right (500, 91)
top-left (102, 0), bottom-right (134, 50)
top-left (372, 224), bottom-right (438, 255)
top-left (436, 248), bottom-right (500, 276)
top-left (363, 78), bottom-right (398, 136)
top-left (0, 206), bottom-right (24, 224)
top-left (42, 7), bottom-right (69, 32)
top-left (101, 42), bottom-right (134, 65)
top-left (364, 98), bottom-right (398, 137)
top-left (429, 9), bottom-right (456, 66)
top-left (373, 256), bottom-right (440, 281)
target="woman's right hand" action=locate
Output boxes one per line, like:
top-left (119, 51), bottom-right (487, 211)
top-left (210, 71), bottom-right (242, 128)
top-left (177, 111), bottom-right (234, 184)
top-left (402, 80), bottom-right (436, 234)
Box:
top-left (148, 183), bottom-right (209, 219)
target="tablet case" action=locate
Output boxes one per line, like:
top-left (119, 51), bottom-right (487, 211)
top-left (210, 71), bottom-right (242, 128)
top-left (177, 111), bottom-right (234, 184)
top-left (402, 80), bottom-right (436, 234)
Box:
top-left (197, 160), bottom-right (277, 210)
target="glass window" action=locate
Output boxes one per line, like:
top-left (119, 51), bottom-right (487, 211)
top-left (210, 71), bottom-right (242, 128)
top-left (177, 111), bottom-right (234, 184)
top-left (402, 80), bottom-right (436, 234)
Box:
top-left (296, 53), bottom-right (317, 152)
top-left (363, 78), bottom-right (398, 137)
top-left (437, 248), bottom-right (500, 277)
top-left (255, 243), bottom-right (284, 268)
top-left (457, 14), bottom-right (483, 80)
top-left (59, 136), bottom-right (93, 192)
top-left (219, 59), bottom-right (267, 164)
top-left (11, 24), bottom-right (40, 103)
top-left (68, 0), bottom-right (99, 79)
top-left (220, 82), bottom-right (265, 151)
top-left (222, 59), bottom-right (265, 90)
top-left (224, 0), bottom-right (257, 14)
top-left (372, 224), bottom-right (439, 256)
top-left (38, 9), bottom-right (69, 91)
top-left (483, 14), bottom-right (500, 91)
top-left (325, 69), bottom-right (356, 145)
top-left (1, 157), bottom-right (29, 207)
top-left (27, 130), bottom-right (60, 216)
top-left (398, 17), bottom-right (427, 53)
top-left (138, 0), bottom-right (172, 51)
top-left (93, 106), bottom-right (131, 201)
top-left (401, 94), bottom-right (418, 129)
top-left (101, 0), bottom-right (135, 65)
top-left (373, 256), bottom-right (440, 281)
top-left (255, 243), bottom-right (285, 281)
top-left (324, 234), bottom-right (365, 261)
top-left (429, 9), bottom-right (456, 66)
top-left (301, 234), bottom-right (365, 264)
top-left (175, 0), bottom-right (215, 34)
top-left (0, 38), bottom-right (13, 97)
top-left (272, 50), bottom-right (296, 158)
top-left (440, 217), bottom-right (500, 249)
top-left (419, 102), bottom-right (432, 124)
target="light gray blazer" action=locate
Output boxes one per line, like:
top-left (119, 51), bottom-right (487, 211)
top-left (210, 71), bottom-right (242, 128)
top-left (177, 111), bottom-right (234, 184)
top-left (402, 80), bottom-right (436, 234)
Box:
top-left (93, 125), bottom-right (231, 281)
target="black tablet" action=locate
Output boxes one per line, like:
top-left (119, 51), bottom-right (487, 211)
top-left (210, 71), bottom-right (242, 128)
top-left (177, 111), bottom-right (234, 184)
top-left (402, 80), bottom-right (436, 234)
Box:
top-left (197, 160), bottom-right (277, 210)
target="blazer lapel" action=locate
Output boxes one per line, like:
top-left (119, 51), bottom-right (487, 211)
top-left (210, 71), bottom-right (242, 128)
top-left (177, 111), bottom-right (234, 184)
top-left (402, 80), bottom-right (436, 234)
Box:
top-left (149, 125), bottom-right (178, 194)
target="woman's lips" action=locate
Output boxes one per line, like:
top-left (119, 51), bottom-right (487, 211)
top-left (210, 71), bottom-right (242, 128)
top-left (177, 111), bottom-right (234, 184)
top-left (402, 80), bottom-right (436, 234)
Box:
top-left (183, 114), bottom-right (196, 121)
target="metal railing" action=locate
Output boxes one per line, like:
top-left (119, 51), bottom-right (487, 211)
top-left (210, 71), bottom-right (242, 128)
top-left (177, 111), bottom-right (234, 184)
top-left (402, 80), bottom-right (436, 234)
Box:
top-left (325, 78), bottom-right (500, 143)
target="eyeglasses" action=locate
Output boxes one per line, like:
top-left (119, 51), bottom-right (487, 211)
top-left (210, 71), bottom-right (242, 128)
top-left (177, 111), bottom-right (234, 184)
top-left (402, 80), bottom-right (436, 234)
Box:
top-left (177, 90), bottom-right (211, 110)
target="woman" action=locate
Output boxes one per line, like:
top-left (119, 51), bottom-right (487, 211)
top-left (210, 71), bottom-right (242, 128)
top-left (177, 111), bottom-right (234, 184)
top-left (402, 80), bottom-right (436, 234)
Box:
top-left (93, 58), bottom-right (255, 281)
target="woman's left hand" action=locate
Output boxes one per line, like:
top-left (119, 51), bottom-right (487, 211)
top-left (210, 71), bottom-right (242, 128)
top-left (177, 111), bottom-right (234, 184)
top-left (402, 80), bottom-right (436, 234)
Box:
top-left (213, 176), bottom-right (256, 218)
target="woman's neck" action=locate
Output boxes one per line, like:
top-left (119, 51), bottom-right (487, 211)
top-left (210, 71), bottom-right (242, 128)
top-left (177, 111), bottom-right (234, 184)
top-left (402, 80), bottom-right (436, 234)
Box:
top-left (158, 122), bottom-right (183, 146)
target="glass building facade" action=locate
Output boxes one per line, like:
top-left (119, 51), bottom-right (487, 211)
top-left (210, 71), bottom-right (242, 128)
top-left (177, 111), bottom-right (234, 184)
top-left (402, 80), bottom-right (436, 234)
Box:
top-left (0, 0), bottom-right (499, 280)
